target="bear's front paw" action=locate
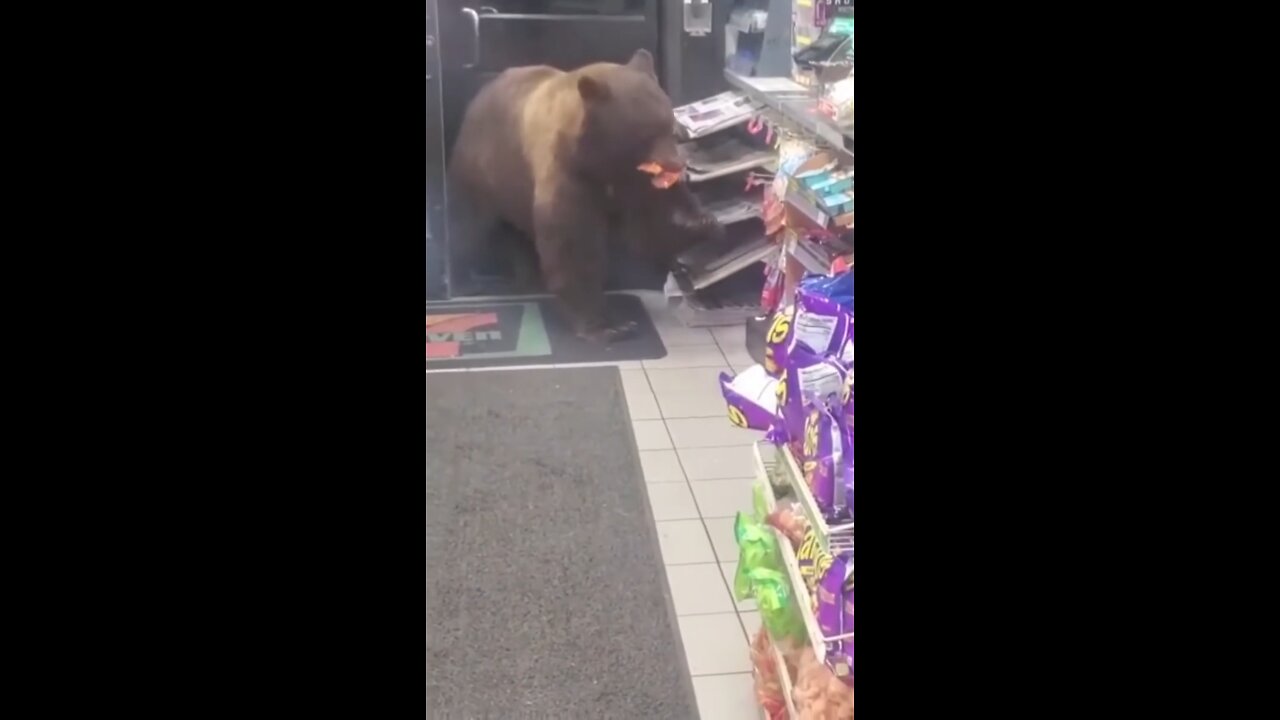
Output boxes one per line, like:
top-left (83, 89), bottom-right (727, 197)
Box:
top-left (579, 320), bottom-right (638, 344)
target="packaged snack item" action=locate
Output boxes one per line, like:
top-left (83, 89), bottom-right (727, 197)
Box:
top-left (735, 500), bottom-right (807, 642)
top-left (843, 572), bottom-right (854, 637)
top-left (838, 332), bottom-right (854, 368)
top-left (802, 404), bottom-right (843, 517)
top-left (766, 504), bottom-right (810, 548)
top-left (795, 528), bottom-right (834, 599)
top-left (835, 373), bottom-right (853, 522)
top-left (636, 161), bottom-right (682, 189)
top-left (836, 639), bottom-right (854, 688)
top-left (815, 553), bottom-right (849, 639)
top-left (836, 455), bottom-right (854, 522)
top-left (720, 366), bottom-right (780, 431)
top-left (812, 554), bottom-right (854, 686)
top-left (763, 305), bottom-right (795, 377)
top-left (840, 570), bottom-right (854, 682)
top-left (827, 639), bottom-right (854, 690)
top-left (734, 509), bottom-right (781, 591)
top-left (760, 248), bottom-right (786, 313)
top-left (773, 349), bottom-right (846, 444)
top-left (792, 646), bottom-right (854, 719)
top-left (799, 268), bottom-right (853, 313)
top-left (742, 567), bottom-right (806, 644)
top-left (751, 629), bottom-right (788, 720)
top-left (753, 630), bottom-right (809, 719)
top-left (840, 369), bottom-right (855, 432)
top-left (791, 286), bottom-right (851, 357)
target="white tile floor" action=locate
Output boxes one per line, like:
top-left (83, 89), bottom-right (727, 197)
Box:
top-left (427, 291), bottom-right (764, 718)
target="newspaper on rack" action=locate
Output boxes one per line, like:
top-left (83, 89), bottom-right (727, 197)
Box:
top-left (674, 91), bottom-right (763, 139)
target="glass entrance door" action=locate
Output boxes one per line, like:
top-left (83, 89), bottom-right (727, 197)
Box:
top-left (426, 0), bottom-right (450, 300)
top-left (433, 0), bottom-right (660, 298)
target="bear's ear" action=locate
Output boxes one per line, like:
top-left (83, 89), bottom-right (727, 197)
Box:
top-left (577, 75), bottom-right (611, 103)
top-left (627, 49), bottom-right (655, 77)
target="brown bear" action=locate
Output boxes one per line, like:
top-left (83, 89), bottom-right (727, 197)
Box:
top-left (447, 49), bottom-right (721, 342)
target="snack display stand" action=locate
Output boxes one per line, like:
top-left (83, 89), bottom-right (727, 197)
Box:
top-left (776, 444), bottom-right (854, 555)
top-left (713, 4), bottom-right (853, 716)
top-left (754, 443), bottom-right (839, 663)
top-left (725, 276), bottom-right (853, 720)
top-left (736, 431), bottom-right (854, 719)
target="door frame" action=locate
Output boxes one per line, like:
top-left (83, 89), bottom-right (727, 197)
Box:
top-left (431, 0), bottom-right (671, 300)
top-left (426, 0), bottom-right (451, 301)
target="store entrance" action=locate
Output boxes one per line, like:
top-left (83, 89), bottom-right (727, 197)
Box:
top-left (427, 0), bottom-right (449, 300)
top-left (430, 0), bottom-right (663, 299)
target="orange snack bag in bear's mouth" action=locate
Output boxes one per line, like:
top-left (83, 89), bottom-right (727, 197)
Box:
top-left (637, 162), bottom-right (682, 189)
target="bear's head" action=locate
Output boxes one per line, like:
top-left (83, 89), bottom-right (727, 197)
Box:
top-left (573, 50), bottom-right (684, 181)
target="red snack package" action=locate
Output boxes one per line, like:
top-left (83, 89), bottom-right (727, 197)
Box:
top-left (792, 647), bottom-right (854, 719)
top-left (751, 629), bottom-right (787, 720)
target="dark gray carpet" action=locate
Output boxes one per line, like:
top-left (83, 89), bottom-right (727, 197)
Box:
top-left (425, 368), bottom-right (699, 719)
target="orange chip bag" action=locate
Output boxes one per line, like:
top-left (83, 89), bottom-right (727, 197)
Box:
top-left (636, 162), bottom-right (682, 189)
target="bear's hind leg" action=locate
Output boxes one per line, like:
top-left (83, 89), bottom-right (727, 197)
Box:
top-left (533, 187), bottom-right (636, 343)
top-left (506, 232), bottom-right (544, 294)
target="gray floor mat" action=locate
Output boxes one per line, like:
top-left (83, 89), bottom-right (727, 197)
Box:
top-left (425, 368), bottom-right (699, 719)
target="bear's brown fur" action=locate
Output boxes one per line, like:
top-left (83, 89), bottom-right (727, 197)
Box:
top-left (448, 49), bottom-right (720, 342)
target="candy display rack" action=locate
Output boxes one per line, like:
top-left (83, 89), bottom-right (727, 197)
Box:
top-left (724, 70), bottom-right (854, 163)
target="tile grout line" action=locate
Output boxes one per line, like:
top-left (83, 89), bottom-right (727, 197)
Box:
top-left (635, 365), bottom-right (663, 423)
top-left (622, 367), bottom-right (663, 422)
top-left (675, 609), bottom-right (752, 618)
top-left (659, 441), bottom-right (763, 450)
top-left (666, 409), bottom-right (743, 623)
top-left (675, 346), bottom-right (763, 647)
top-left (648, 329), bottom-right (760, 700)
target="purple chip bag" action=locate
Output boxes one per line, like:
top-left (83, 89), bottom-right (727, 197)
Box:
top-left (833, 371), bottom-right (854, 521)
top-left (795, 529), bottom-right (831, 595)
top-left (777, 348), bottom-right (846, 445)
top-left (834, 433), bottom-right (854, 521)
top-left (765, 422), bottom-right (787, 445)
top-left (841, 459), bottom-right (854, 521)
top-left (762, 306), bottom-right (795, 378)
top-left (821, 556), bottom-right (855, 686)
top-left (771, 369), bottom-right (796, 445)
top-left (838, 331), bottom-right (854, 369)
top-left (816, 554), bottom-right (847, 638)
top-left (792, 287), bottom-right (851, 356)
top-left (802, 404), bottom-right (843, 517)
top-left (843, 568), bottom-right (854, 636)
top-left (719, 367), bottom-right (779, 432)
top-left (838, 567), bottom-right (855, 686)
top-left (841, 370), bottom-right (854, 428)
top-left (840, 370), bottom-right (855, 460)
top-left (832, 639), bottom-right (854, 687)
